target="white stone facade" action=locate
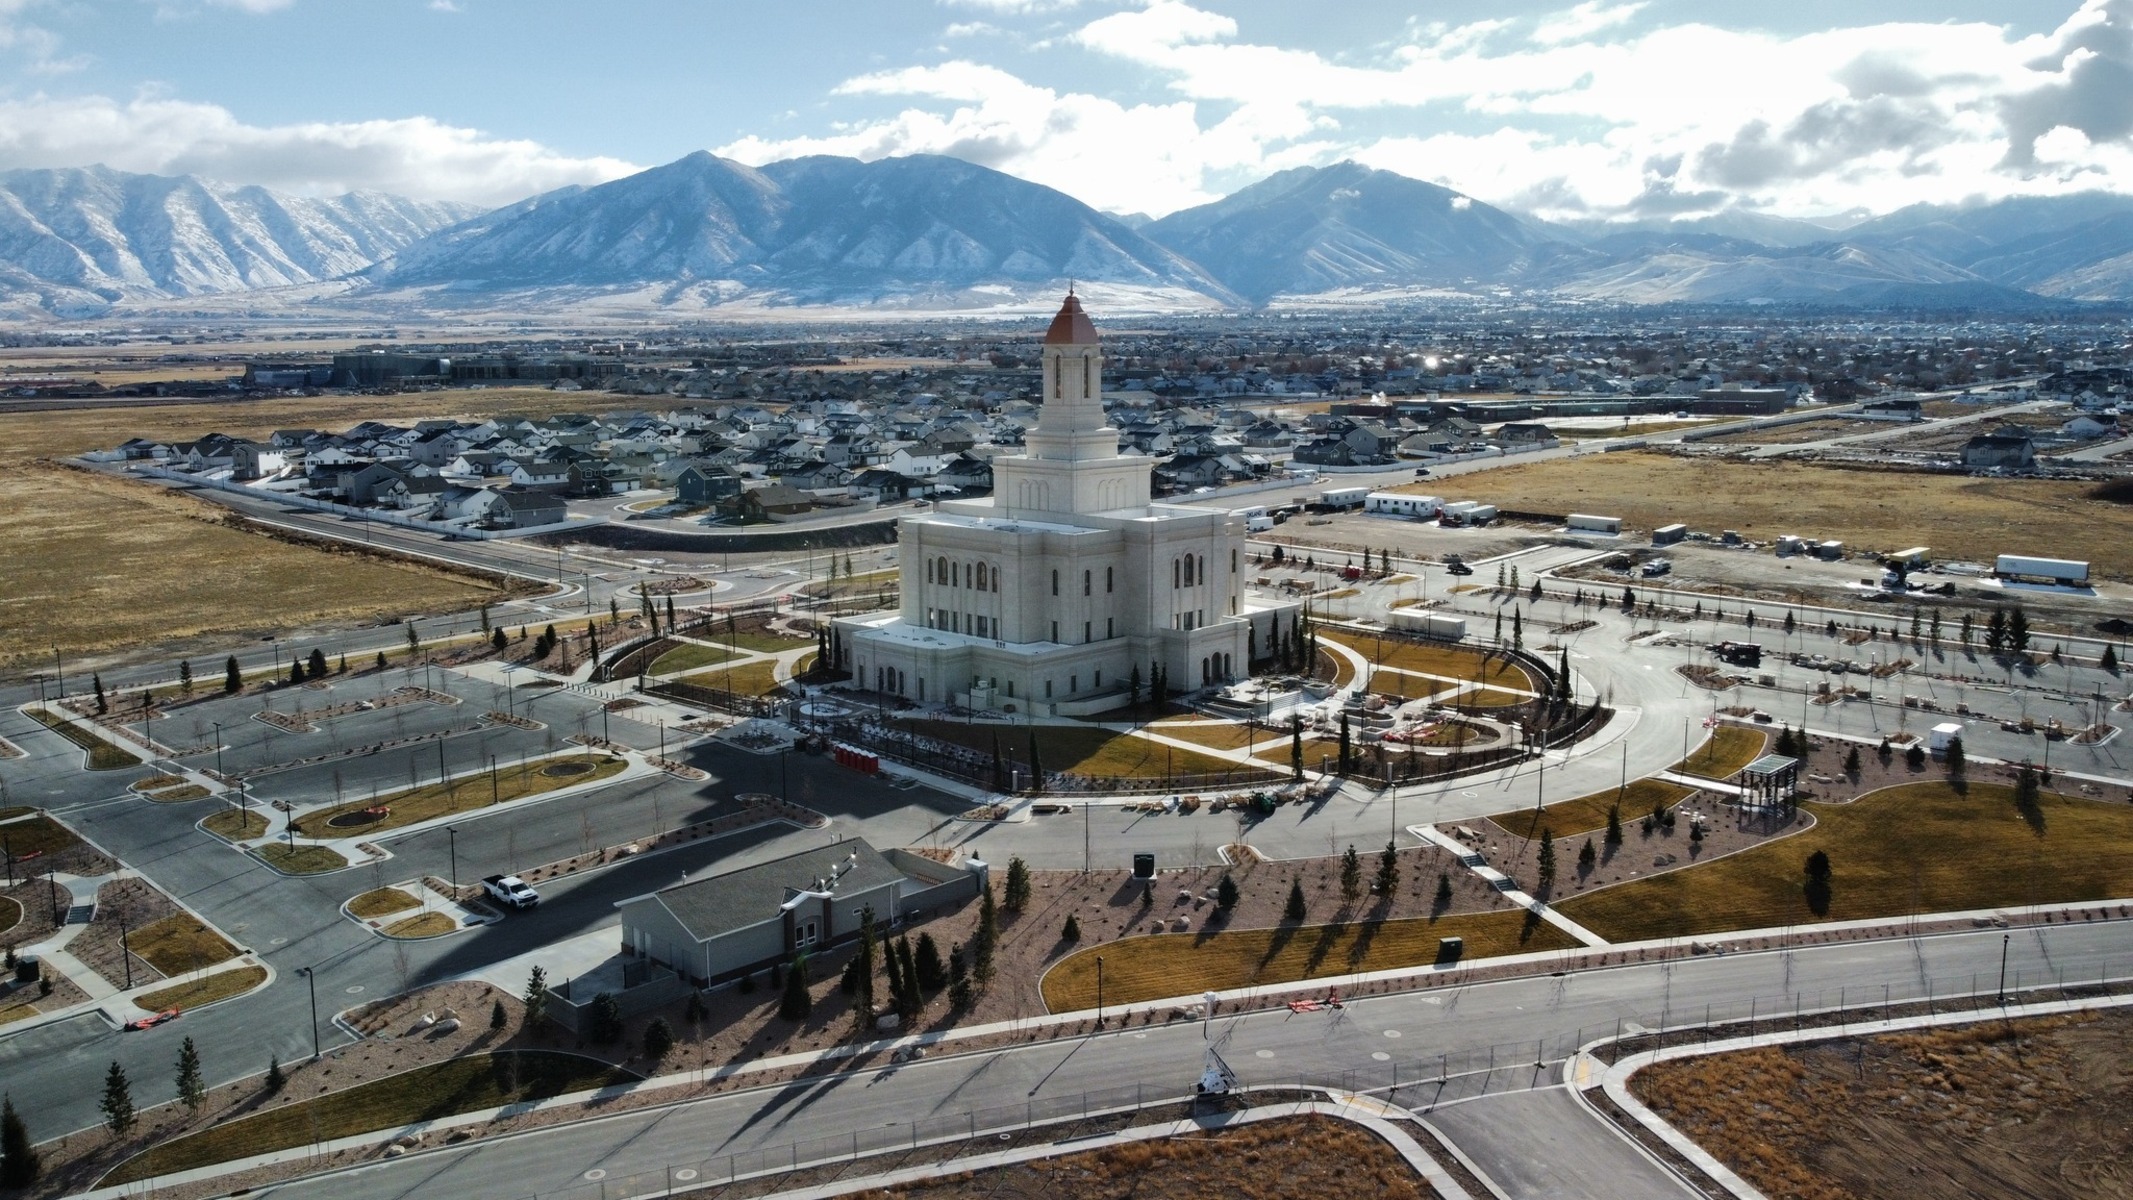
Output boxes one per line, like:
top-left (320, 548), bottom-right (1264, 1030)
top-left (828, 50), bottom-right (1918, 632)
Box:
top-left (832, 294), bottom-right (1295, 716)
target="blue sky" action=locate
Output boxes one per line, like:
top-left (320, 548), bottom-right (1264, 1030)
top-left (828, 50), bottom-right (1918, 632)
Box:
top-left (0, 1), bottom-right (2124, 220)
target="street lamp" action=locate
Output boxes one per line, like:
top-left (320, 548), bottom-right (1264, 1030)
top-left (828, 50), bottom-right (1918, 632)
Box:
top-left (295, 966), bottom-right (322, 1059)
top-left (1995, 932), bottom-right (2011, 1004)
top-left (446, 826), bottom-right (459, 901)
top-left (1095, 955), bottom-right (1105, 1027)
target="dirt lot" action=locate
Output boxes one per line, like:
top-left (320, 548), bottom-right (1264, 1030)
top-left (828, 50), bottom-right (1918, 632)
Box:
top-left (1702, 417), bottom-right (1878, 446)
top-left (1408, 451), bottom-right (2133, 581)
top-left (1633, 1008), bottom-right (2133, 1200)
top-left (853, 1113), bottom-right (1436, 1199)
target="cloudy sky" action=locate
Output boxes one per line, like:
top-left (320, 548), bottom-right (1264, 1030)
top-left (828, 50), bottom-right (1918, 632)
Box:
top-left (0, 0), bottom-right (2126, 223)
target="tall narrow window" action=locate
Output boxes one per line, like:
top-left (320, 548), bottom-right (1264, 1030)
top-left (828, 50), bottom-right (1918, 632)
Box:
top-left (1106, 566), bottom-right (1114, 593)
top-left (1052, 569), bottom-right (1059, 596)
top-left (1083, 570), bottom-right (1091, 596)
top-left (1173, 560), bottom-right (1180, 588)
top-left (927, 559), bottom-right (934, 584)
top-left (975, 562), bottom-right (986, 590)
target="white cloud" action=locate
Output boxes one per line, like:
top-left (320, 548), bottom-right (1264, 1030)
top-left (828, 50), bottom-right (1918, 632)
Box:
top-left (0, 94), bottom-right (639, 205)
top-left (207, 0), bottom-right (294, 11)
top-left (1532, 2), bottom-right (1644, 46)
top-left (943, 20), bottom-right (995, 37)
top-left (428, 0), bottom-right (462, 12)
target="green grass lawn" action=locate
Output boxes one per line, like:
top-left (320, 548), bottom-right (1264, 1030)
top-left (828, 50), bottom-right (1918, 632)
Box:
top-left (1558, 781), bottom-right (2133, 942)
top-left (291, 753), bottom-right (626, 837)
top-left (1323, 630), bottom-right (1537, 692)
top-left (129, 913), bottom-right (237, 976)
top-left (25, 707), bottom-right (140, 770)
top-left (253, 843), bottom-right (348, 875)
top-left (1040, 909), bottom-right (1576, 1011)
top-left (649, 641), bottom-right (738, 675)
top-left (103, 1052), bottom-right (638, 1185)
top-left (133, 965), bottom-right (265, 1014)
top-left (201, 807), bottom-right (267, 841)
top-left (897, 719), bottom-right (1243, 780)
top-left (1668, 725), bottom-right (1769, 780)
top-left (1489, 779), bottom-right (1693, 841)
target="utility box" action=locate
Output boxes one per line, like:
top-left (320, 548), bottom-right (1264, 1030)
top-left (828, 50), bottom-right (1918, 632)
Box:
top-left (1132, 852), bottom-right (1156, 880)
top-left (1435, 937), bottom-right (1465, 965)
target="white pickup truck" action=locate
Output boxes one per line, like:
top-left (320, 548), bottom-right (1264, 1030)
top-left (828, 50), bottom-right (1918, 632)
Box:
top-left (482, 874), bottom-right (539, 910)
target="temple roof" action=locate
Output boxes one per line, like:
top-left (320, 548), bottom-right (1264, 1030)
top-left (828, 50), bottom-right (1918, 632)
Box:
top-left (1043, 291), bottom-right (1098, 346)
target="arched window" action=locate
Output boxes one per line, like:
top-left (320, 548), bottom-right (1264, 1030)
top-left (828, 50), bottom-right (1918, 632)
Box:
top-left (975, 562), bottom-right (987, 590)
top-left (1173, 559), bottom-right (1180, 588)
top-left (926, 559), bottom-right (934, 584)
top-left (1184, 556), bottom-right (1195, 587)
top-left (1085, 357), bottom-right (1095, 394)
top-left (936, 556), bottom-right (948, 586)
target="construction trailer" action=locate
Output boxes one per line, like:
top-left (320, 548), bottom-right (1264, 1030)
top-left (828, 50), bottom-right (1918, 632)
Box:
top-left (1317, 486), bottom-right (1369, 511)
top-left (1928, 722), bottom-right (1966, 752)
top-left (1389, 610), bottom-right (1468, 640)
top-left (1438, 501), bottom-right (1498, 527)
top-left (1566, 513), bottom-right (1623, 535)
top-left (1994, 555), bottom-right (2090, 586)
top-left (1366, 492), bottom-right (1441, 518)
top-left (1652, 522), bottom-right (1688, 546)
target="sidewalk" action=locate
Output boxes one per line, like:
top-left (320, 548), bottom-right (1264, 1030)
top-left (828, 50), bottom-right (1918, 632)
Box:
top-left (1413, 824), bottom-right (1610, 947)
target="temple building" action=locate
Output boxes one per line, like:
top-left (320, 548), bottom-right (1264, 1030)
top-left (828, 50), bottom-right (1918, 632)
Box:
top-left (832, 293), bottom-right (1296, 716)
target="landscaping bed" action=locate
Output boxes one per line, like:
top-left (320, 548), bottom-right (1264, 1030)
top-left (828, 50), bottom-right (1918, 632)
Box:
top-left (290, 753), bottom-right (627, 837)
top-left (347, 887), bottom-right (420, 920)
top-left (892, 719), bottom-right (1240, 781)
top-left (253, 843), bottom-right (349, 875)
top-left (25, 706), bottom-right (140, 770)
top-left (1631, 1009), bottom-right (2133, 1200)
top-left (201, 806), bottom-right (268, 841)
top-left (133, 965), bottom-right (265, 1014)
top-left (1487, 779), bottom-right (1694, 841)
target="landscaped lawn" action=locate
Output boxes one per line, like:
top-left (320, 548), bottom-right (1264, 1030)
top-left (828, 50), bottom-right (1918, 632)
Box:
top-left (699, 624), bottom-right (812, 653)
top-left (1147, 720), bottom-right (1267, 752)
top-left (1668, 725), bottom-right (1769, 780)
top-left (649, 641), bottom-right (737, 676)
top-left (24, 707), bottom-right (140, 770)
top-left (383, 911), bottom-right (456, 938)
top-left (253, 844), bottom-right (348, 875)
top-left (133, 965), bottom-right (266, 1013)
top-left (347, 887), bottom-right (420, 920)
top-left (0, 896), bottom-right (18, 937)
top-left (0, 812), bottom-right (85, 858)
top-left (1040, 909), bottom-right (1576, 1011)
top-left (103, 1052), bottom-right (638, 1184)
top-left (290, 753), bottom-right (626, 837)
top-left (679, 657), bottom-right (784, 697)
top-left (144, 784), bottom-right (210, 803)
top-left (1323, 630), bottom-right (1537, 693)
top-left (1558, 781), bottom-right (2133, 942)
top-left (896, 720), bottom-right (1243, 780)
top-left (201, 807), bottom-right (267, 841)
top-left (1488, 779), bottom-right (1693, 841)
top-left (129, 914), bottom-right (237, 976)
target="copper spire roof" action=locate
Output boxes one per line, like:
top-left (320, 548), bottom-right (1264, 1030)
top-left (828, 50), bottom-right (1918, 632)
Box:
top-left (1043, 290), bottom-right (1098, 345)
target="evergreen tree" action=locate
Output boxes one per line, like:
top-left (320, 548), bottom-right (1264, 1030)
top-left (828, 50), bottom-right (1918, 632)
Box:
top-left (1337, 712), bottom-right (1352, 774)
top-left (1, 1094), bottom-right (39, 1188)
top-left (93, 672), bottom-right (107, 715)
top-left (1844, 744), bottom-right (1862, 775)
top-left (225, 654), bottom-right (242, 694)
top-left (1026, 732), bottom-right (1044, 793)
top-left (1944, 734), bottom-right (1966, 780)
top-left (406, 621), bottom-right (421, 658)
top-left (643, 1016), bottom-right (676, 1059)
top-left (882, 934), bottom-right (907, 1010)
top-left (779, 955), bottom-right (812, 1021)
top-left (1537, 829), bottom-right (1557, 892)
top-left (2009, 606), bottom-right (2031, 652)
top-left (1061, 913), bottom-right (1081, 943)
top-left (2104, 644), bottom-right (2120, 672)
top-left (100, 1061), bottom-right (136, 1135)
top-left (1128, 662), bottom-right (1142, 706)
top-left (1530, 577), bottom-right (1544, 602)
top-left (491, 999), bottom-right (507, 1031)
top-left (852, 905), bottom-right (878, 1032)
top-left (974, 886), bottom-right (998, 984)
top-left (1605, 802), bottom-right (1623, 847)
top-left (178, 659), bottom-right (193, 694)
top-left (1985, 607), bottom-right (2007, 652)
top-left (288, 660), bottom-right (305, 686)
top-left (1374, 840), bottom-right (1400, 897)
top-left (338, 653), bottom-right (347, 674)
top-left (1783, 610), bottom-right (1796, 635)
top-left (523, 965), bottom-right (549, 1032)
top-left (1959, 612), bottom-right (1974, 646)
top-left (1290, 717), bottom-right (1304, 781)
top-left (1003, 856), bottom-right (1031, 911)
top-left (896, 938), bottom-right (922, 1017)
top-left (665, 595), bottom-right (677, 630)
top-left (1216, 874), bottom-right (1239, 912)
top-left (2014, 763), bottom-right (2042, 816)
top-left (1283, 879), bottom-right (1306, 922)
top-left (375, 650), bottom-right (387, 671)
top-left (491, 628), bottom-right (509, 654)
top-left (264, 1054), bottom-right (285, 1094)
top-left (307, 648), bottom-right (327, 679)
top-left (1578, 838), bottom-right (1596, 872)
top-left (915, 933), bottom-right (946, 991)
top-left (175, 1036), bottom-right (205, 1111)
top-left (1434, 872), bottom-right (1453, 908)
top-left (1339, 845), bottom-right (1362, 906)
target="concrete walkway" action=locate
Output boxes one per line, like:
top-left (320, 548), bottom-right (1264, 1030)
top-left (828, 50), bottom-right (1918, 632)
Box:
top-left (1413, 824), bottom-right (1610, 947)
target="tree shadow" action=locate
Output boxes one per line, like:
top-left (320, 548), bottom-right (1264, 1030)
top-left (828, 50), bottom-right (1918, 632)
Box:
top-left (1804, 878), bottom-right (1832, 917)
top-left (1301, 922), bottom-right (1344, 976)
top-left (1258, 921), bottom-right (1299, 968)
top-left (1346, 917), bottom-right (1382, 967)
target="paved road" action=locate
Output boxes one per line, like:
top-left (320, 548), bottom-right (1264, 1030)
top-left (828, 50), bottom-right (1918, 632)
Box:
top-left (229, 920), bottom-right (2128, 1200)
top-left (1425, 1088), bottom-right (1691, 1199)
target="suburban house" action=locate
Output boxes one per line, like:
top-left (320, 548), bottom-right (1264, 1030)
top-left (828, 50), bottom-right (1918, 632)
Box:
top-left (613, 840), bottom-right (981, 987)
top-left (1960, 432), bottom-right (2037, 469)
top-left (732, 483), bottom-right (817, 522)
top-left (674, 462), bottom-right (744, 507)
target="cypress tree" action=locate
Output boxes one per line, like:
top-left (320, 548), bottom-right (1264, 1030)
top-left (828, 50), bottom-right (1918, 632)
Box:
top-left (1434, 872), bottom-right (1453, 908)
top-left (264, 1054), bottom-right (285, 1094)
top-left (178, 660), bottom-right (193, 694)
top-left (1061, 913), bottom-right (1081, 942)
top-left (974, 884), bottom-right (998, 984)
top-left (1290, 717), bottom-right (1304, 780)
top-left (93, 672), bottom-right (107, 714)
top-left (851, 905), bottom-right (877, 1032)
top-left (1, 1095), bottom-right (38, 1187)
top-left (896, 938), bottom-right (922, 1017)
top-left (225, 654), bottom-right (242, 693)
top-left (175, 1036), bottom-right (205, 1111)
top-left (1340, 845), bottom-right (1362, 906)
top-left (1003, 856), bottom-right (1031, 911)
top-left (307, 648), bottom-right (328, 679)
top-left (1283, 879), bottom-right (1306, 922)
top-left (1537, 829), bottom-right (1557, 892)
top-left (100, 1061), bottom-right (136, 1135)
top-left (1605, 803), bottom-right (1623, 847)
top-left (914, 932), bottom-right (945, 990)
top-left (1026, 732), bottom-right (1043, 793)
top-left (779, 954), bottom-right (811, 1020)
top-left (1375, 840), bottom-right (1400, 896)
top-left (1216, 873), bottom-right (1239, 912)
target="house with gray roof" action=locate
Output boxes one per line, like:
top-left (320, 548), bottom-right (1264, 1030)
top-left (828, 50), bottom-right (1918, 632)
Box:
top-left (614, 839), bottom-right (979, 987)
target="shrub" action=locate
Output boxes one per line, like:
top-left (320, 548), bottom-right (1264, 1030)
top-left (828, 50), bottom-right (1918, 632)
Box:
top-left (642, 1017), bottom-right (674, 1061)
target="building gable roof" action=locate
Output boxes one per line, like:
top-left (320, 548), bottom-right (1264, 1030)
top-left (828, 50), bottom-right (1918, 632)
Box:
top-left (638, 840), bottom-right (907, 942)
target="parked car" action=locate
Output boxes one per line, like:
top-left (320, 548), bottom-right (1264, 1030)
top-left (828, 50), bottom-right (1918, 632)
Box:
top-left (482, 874), bottom-right (540, 910)
top-left (1445, 562), bottom-right (1475, 577)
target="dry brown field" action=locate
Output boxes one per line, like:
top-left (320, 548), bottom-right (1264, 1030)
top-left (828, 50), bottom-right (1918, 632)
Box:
top-left (1404, 451), bottom-right (2133, 575)
top-left (0, 387), bottom-right (646, 673)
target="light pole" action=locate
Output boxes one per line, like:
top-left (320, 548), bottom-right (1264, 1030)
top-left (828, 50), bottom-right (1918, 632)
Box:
top-left (1996, 932), bottom-right (2011, 1004)
top-left (446, 825), bottom-right (459, 900)
top-left (296, 966), bottom-right (321, 1059)
top-left (1095, 955), bottom-right (1105, 1027)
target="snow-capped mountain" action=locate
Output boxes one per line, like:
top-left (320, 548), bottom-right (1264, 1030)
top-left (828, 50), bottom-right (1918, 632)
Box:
top-left (364, 151), bottom-right (1230, 307)
top-left (1143, 161), bottom-right (1558, 301)
top-left (0, 166), bottom-right (482, 315)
